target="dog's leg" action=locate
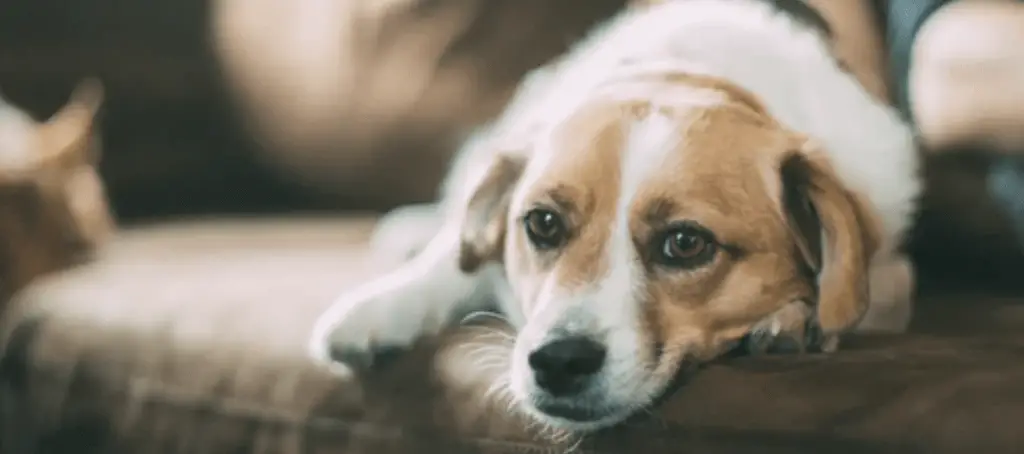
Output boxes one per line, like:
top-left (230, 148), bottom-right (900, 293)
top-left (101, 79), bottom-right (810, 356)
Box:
top-left (368, 203), bottom-right (443, 265)
top-left (309, 224), bottom-right (496, 373)
top-left (744, 299), bottom-right (837, 354)
top-left (744, 253), bottom-right (915, 355)
top-left (857, 253), bottom-right (915, 332)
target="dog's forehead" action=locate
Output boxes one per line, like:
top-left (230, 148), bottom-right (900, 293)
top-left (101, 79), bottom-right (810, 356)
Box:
top-left (527, 96), bottom-right (790, 215)
top-left (636, 106), bottom-right (791, 204)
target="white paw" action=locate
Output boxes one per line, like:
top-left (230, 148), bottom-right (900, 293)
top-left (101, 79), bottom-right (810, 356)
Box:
top-left (310, 229), bottom-right (477, 374)
top-left (309, 279), bottom-right (433, 374)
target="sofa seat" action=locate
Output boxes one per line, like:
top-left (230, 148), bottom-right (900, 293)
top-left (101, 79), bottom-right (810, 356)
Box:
top-left (2, 217), bottom-right (1024, 454)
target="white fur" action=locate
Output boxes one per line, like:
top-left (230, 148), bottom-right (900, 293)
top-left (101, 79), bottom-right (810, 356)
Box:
top-left (311, 0), bottom-right (920, 429)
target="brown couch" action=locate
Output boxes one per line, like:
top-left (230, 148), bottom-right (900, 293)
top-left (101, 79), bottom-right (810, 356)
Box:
top-left (3, 218), bottom-right (1024, 454)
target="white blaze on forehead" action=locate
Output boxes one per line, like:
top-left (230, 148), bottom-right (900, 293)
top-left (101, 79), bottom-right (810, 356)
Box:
top-left (618, 110), bottom-right (680, 209)
top-left (520, 110), bottom-right (684, 340)
top-left (590, 111), bottom-right (680, 331)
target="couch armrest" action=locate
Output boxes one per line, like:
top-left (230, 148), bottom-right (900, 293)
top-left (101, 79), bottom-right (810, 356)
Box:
top-left (2, 218), bottom-right (1023, 454)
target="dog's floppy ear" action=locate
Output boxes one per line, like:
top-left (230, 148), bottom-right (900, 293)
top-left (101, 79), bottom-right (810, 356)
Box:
top-left (775, 140), bottom-right (882, 335)
top-left (458, 151), bottom-right (526, 273)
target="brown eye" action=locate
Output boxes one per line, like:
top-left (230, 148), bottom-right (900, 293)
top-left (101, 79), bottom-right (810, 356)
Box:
top-left (656, 224), bottom-right (717, 268)
top-left (524, 208), bottom-right (566, 250)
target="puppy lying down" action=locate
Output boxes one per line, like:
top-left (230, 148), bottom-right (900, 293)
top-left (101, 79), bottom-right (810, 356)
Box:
top-left (311, 0), bottom-right (920, 431)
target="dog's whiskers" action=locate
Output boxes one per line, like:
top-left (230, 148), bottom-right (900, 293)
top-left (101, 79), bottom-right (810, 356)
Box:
top-left (539, 423), bottom-right (578, 448)
top-left (462, 342), bottom-right (509, 360)
top-left (462, 325), bottom-right (516, 343)
top-left (483, 374), bottom-right (511, 402)
top-left (460, 310), bottom-right (512, 326)
top-left (562, 434), bottom-right (587, 453)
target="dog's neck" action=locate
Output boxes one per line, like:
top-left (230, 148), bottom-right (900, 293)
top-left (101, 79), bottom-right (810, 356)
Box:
top-left (510, 0), bottom-right (845, 138)
top-left (610, 0), bottom-right (841, 126)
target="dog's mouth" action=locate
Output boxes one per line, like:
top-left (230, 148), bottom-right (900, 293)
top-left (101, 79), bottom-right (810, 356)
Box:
top-left (526, 399), bottom-right (635, 430)
top-left (534, 401), bottom-right (614, 423)
top-left (513, 350), bottom-right (706, 431)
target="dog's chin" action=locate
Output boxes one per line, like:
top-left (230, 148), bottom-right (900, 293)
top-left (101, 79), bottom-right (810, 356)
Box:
top-left (520, 399), bottom-right (635, 432)
top-left (508, 360), bottom-right (685, 432)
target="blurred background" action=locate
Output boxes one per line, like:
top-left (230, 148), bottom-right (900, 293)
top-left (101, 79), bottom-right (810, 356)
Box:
top-left (0, 0), bottom-right (1021, 288)
top-left (0, 0), bottom-right (626, 220)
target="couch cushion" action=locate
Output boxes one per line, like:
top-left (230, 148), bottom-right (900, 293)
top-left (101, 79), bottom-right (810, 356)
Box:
top-left (2, 217), bottom-right (1024, 454)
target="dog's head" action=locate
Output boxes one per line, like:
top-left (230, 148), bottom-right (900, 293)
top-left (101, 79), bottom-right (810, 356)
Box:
top-left (458, 73), bottom-right (881, 429)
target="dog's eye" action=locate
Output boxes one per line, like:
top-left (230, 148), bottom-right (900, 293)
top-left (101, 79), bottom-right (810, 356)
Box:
top-left (655, 224), bottom-right (717, 268)
top-left (524, 209), bottom-right (567, 250)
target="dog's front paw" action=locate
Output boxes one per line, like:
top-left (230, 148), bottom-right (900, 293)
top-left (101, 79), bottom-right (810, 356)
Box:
top-left (743, 300), bottom-right (838, 355)
top-left (309, 287), bottom-right (426, 373)
top-left (326, 338), bottom-right (409, 372)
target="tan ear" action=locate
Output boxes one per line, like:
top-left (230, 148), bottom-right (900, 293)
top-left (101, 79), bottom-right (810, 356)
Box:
top-left (38, 79), bottom-right (104, 165)
top-left (457, 152), bottom-right (526, 273)
top-left (776, 141), bottom-right (882, 334)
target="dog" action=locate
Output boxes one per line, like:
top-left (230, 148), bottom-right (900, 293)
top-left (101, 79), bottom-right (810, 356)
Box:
top-left (310, 0), bottom-right (920, 431)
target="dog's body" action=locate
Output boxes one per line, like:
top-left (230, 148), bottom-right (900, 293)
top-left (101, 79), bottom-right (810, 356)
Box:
top-left (312, 0), bottom-right (920, 431)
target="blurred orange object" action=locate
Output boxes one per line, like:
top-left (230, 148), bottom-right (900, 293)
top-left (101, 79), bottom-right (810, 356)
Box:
top-left (0, 80), bottom-right (114, 302)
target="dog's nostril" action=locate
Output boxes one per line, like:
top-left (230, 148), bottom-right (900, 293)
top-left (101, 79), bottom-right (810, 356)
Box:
top-left (528, 337), bottom-right (607, 396)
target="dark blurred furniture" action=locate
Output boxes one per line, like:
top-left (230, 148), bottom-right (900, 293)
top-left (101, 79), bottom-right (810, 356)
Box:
top-left (0, 0), bottom-right (298, 219)
top-left (0, 0), bottom-right (629, 219)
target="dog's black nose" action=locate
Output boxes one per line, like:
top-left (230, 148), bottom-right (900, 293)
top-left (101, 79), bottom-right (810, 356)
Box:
top-left (528, 337), bottom-right (607, 396)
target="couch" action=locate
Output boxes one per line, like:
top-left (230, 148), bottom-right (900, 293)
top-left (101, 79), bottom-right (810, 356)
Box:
top-left (3, 0), bottom-right (1024, 453)
top-left (4, 216), bottom-right (1024, 453)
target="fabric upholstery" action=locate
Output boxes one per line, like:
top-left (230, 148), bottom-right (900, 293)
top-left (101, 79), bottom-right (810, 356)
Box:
top-left (2, 218), bottom-right (1024, 453)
